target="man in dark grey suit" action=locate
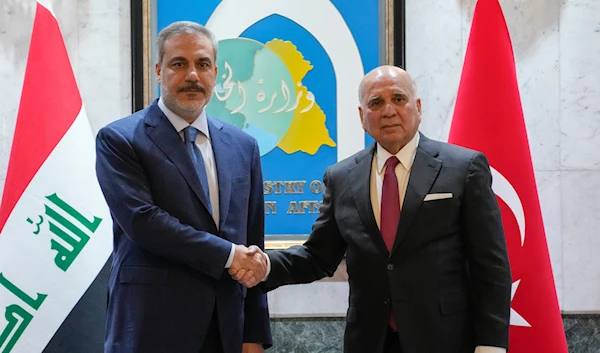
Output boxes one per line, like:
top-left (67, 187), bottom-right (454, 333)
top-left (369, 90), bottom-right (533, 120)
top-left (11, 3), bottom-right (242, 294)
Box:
top-left (232, 66), bottom-right (512, 353)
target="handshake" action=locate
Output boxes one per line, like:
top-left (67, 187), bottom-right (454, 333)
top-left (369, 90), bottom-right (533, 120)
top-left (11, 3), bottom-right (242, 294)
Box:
top-left (229, 244), bottom-right (268, 288)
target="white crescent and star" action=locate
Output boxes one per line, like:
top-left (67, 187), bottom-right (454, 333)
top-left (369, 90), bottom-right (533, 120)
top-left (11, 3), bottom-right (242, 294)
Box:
top-left (510, 280), bottom-right (532, 327)
top-left (490, 166), bottom-right (531, 328)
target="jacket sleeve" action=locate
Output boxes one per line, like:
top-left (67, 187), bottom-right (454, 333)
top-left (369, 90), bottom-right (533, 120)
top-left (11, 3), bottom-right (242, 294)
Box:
top-left (462, 152), bottom-right (512, 348)
top-left (262, 167), bottom-right (348, 292)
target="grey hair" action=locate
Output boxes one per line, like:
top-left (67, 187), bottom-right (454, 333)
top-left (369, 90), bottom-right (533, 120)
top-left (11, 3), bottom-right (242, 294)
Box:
top-left (156, 21), bottom-right (218, 64)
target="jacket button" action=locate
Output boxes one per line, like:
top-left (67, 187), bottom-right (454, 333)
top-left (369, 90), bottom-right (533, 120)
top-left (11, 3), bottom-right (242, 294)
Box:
top-left (384, 298), bottom-right (390, 305)
top-left (387, 264), bottom-right (394, 271)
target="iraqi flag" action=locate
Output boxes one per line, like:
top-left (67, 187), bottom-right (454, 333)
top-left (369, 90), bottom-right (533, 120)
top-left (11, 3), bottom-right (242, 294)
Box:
top-left (0, 1), bottom-right (112, 352)
top-left (448, 0), bottom-right (568, 352)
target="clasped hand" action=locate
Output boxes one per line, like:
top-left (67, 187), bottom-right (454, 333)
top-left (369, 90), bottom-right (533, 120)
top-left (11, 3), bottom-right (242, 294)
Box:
top-left (229, 245), bottom-right (267, 288)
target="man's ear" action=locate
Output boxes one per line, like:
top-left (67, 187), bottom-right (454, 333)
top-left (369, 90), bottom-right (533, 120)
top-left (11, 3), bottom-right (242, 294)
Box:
top-left (155, 62), bottom-right (162, 84)
top-left (358, 106), bottom-right (366, 131)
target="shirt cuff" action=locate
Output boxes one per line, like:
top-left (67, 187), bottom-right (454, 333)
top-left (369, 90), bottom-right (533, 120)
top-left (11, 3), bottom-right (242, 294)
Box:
top-left (474, 346), bottom-right (506, 353)
top-left (224, 243), bottom-right (235, 268)
top-left (261, 252), bottom-right (271, 282)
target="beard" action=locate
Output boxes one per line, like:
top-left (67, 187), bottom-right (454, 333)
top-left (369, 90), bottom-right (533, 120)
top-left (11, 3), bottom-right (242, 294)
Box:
top-left (160, 86), bottom-right (209, 118)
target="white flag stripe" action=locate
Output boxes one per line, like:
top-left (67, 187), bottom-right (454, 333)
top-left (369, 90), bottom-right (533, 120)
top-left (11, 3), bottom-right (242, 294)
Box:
top-left (0, 106), bottom-right (111, 353)
top-left (36, 0), bottom-right (55, 18)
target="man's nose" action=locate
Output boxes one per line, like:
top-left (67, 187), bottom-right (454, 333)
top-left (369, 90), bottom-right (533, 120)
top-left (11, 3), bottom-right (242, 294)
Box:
top-left (185, 68), bottom-right (200, 81)
top-left (381, 102), bottom-right (396, 117)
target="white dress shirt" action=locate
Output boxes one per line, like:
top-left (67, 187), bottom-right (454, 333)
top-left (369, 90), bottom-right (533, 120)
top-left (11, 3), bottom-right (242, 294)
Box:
top-left (158, 98), bottom-right (238, 267)
top-left (370, 133), bottom-right (420, 226)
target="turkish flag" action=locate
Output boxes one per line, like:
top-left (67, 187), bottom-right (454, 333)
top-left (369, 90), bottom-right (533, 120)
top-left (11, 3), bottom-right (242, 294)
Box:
top-left (448, 0), bottom-right (568, 352)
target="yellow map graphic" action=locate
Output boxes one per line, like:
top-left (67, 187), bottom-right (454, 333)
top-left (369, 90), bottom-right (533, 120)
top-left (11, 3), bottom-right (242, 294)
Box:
top-left (265, 39), bottom-right (336, 155)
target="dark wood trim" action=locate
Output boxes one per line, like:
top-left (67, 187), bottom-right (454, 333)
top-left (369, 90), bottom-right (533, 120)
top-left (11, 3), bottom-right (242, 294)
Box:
top-left (393, 0), bottom-right (406, 68)
top-left (131, 0), bottom-right (145, 112)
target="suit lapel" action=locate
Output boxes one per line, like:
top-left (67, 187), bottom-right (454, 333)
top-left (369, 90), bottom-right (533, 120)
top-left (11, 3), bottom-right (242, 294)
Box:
top-left (392, 134), bottom-right (442, 254)
top-left (144, 101), bottom-right (214, 216)
top-left (349, 144), bottom-right (389, 255)
top-left (207, 117), bottom-right (232, 230)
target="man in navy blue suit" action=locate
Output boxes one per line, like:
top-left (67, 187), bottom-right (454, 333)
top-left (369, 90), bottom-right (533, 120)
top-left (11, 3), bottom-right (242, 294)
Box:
top-left (96, 21), bottom-right (271, 353)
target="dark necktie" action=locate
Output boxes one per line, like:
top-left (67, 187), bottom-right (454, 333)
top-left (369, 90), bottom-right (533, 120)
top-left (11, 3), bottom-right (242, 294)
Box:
top-left (380, 156), bottom-right (400, 331)
top-left (183, 126), bottom-right (212, 213)
top-left (380, 156), bottom-right (400, 251)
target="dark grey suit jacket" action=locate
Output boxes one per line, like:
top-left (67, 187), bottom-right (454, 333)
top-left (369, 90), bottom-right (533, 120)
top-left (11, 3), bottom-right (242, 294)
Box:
top-left (263, 133), bottom-right (511, 353)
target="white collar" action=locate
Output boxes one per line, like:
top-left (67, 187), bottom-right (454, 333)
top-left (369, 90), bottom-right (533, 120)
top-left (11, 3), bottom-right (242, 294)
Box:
top-left (375, 132), bottom-right (420, 172)
top-left (158, 97), bottom-right (210, 139)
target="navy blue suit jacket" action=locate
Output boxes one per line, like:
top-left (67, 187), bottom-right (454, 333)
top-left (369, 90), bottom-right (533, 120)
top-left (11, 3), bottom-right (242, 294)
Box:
top-left (96, 100), bottom-right (271, 353)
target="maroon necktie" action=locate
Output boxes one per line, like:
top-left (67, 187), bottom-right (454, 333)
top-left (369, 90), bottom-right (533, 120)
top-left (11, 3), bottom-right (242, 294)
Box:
top-left (381, 156), bottom-right (400, 251)
top-left (380, 156), bottom-right (400, 331)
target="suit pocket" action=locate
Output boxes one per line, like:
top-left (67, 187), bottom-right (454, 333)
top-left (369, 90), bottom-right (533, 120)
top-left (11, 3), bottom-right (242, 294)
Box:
top-left (119, 265), bottom-right (168, 285)
top-left (422, 197), bottom-right (459, 209)
top-left (418, 197), bottom-right (461, 233)
top-left (439, 292), bottom-right (468, 316)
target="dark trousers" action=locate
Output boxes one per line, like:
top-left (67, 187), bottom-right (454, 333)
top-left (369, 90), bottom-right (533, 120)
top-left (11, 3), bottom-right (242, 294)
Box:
top-left (383, 326), bottom-right (402, 353)
top-left (199, 307), bottom-right (223, 353)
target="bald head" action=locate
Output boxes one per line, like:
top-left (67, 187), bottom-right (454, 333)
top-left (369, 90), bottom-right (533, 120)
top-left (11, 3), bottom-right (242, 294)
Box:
top-left (358, 66), bottom-right (418, 105)
top-left (357, 65), bottom-right (422, 154)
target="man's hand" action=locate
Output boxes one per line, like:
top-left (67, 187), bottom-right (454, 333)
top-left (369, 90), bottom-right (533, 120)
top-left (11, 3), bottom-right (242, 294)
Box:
top-left (229, 245), bottom-right (267, 287)
top-left (242, 343), bottom-right (264, 353)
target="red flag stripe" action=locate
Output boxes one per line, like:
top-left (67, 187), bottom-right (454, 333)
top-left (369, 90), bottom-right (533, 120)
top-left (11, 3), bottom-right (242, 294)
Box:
top-left (448, 0), bottom-right (568, 352)
top-left (0, 2), bottom-right (82, 232)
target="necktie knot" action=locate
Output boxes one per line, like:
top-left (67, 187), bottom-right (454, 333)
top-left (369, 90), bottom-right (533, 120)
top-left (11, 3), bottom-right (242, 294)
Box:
top-left (183, 126), bottom-right (199, 144)
top-left (385, 156), bottom-right (400, 170)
